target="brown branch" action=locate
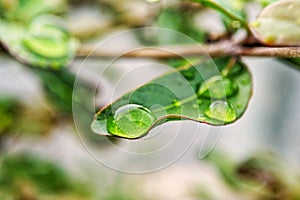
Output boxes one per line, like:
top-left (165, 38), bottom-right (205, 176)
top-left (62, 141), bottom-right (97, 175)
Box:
top-left (237, 47), bottom-right (300, 58)
top-left (77, 41), bottom-right (300, 59)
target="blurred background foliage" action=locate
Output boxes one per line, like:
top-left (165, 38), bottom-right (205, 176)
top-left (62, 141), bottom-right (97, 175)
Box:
top-left (0, 0), bottom-right (299, 199)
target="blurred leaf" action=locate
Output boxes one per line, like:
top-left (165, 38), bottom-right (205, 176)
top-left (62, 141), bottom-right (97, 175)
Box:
top-left (205, 151), bottom-right (300, 199)
top-left (0, 154), bottom-right (73, 192)
top-left (0, 97), bottom-right (19, 134)
top-left (33, 68), bottom-right (111, 144)
top-left (236, 152), bottom-right (300, 199)
top-left (193, 188), bottom-right (216, 200)
top-left (0, 15), bottom-right (79, 69)
top-left (0, 0), bottom-right (66, 22)
top-left (15, 106), bottom-right (56, 135)
top-left (102, 180), bottom-right (140, 200)
top-left (205, 151), bottom-right (241, 188)
top-left (237, 153), bottom-right (283, 185)
top-left (0, 154), bottom-right (92, 198)
top-left (92, 57), bottom-right (252, 139)
top-left (250, 0), bottom-right (300, 46)
top-left (0, 96), bottom-right (56, 136)
top-left (194, 0), bottom-right (248, 29)
top-left (33, 68), bottom-right (91, 114)
top-left (155, 8), bottom-right (206, 44)
top-left (36, 69), bottom-right (74, 114)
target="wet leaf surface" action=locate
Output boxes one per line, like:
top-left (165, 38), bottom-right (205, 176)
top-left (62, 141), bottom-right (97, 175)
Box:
top-left (92, 57), bottom-right (252, 139)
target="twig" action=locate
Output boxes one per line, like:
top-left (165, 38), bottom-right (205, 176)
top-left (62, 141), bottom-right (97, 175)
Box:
top-left (237, 46), bottom-right (300, 58)
top-left (77, 41), bottom-right (300, 59)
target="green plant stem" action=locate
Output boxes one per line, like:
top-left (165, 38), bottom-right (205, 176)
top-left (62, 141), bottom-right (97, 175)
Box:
top-left (77, 41), bottom-right (300, 59)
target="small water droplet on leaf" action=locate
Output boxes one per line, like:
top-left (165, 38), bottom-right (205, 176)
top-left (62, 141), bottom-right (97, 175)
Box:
top-left (107, 104), bottom-right (156, 138)
top-left (205, 100), bottom-right (237, 123)
top-left (91, 119), bottom-right (108, 135)
top-left (198, 113), bottom-right (205, 121)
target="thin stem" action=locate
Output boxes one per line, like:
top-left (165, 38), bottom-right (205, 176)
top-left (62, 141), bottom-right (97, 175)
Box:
top-left (77, 41), bottom-right (300, 59)
top-left (221, 56), bottom-right (238, 76)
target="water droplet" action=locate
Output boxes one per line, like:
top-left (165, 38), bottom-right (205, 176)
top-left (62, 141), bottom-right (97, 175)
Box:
top-left (23, 36), bottom-right (67, 58)
top-left (198, 113), bottom-right (205, 121)
top-left (198, 76), bottom-right (238, 99)
top-left (205, 100), bottom-right (237, 123)
top-left (107, 104), bottom-right (156, 138)
top-left (91, 119), bottom-right (109, 135)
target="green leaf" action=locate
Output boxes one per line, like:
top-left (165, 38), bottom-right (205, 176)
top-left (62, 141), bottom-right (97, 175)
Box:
top-left (0, 96), bottom-right (57, 136)
top-left (136, 8), bottom-right (206, 45)
top-left (0, 97), bottom-right (19, 134)
top-left (0, 0), bottom-right (66, 22)
top-left (32, 68), bottom-right (91, 114)
top-left (155, 8), bottom-right (206, 44)
top-left (0, 154), bottom-right (92, 197)
top-left (0, 15), bottom-right (79, 69)
top-left (205, 151), bottom-right (241, 188)
top-left (92, 57), bottom-right (252, 139)
top-left (33, 68), bottom-right (110, 144)
top-left (0, 154), bottom-right (72, 192)
top-left (250, 0), bottom-right (300, 46)
top-left (195, 0), bottom-right (248, 28)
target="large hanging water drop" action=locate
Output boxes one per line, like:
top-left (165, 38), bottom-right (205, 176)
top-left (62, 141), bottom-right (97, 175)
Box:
top-left (205, 100), bottom-right (237, 123)
top-left (198, 76), bottom-right (238, 99)
top-left (107, 104), bottom-right (156, 138)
